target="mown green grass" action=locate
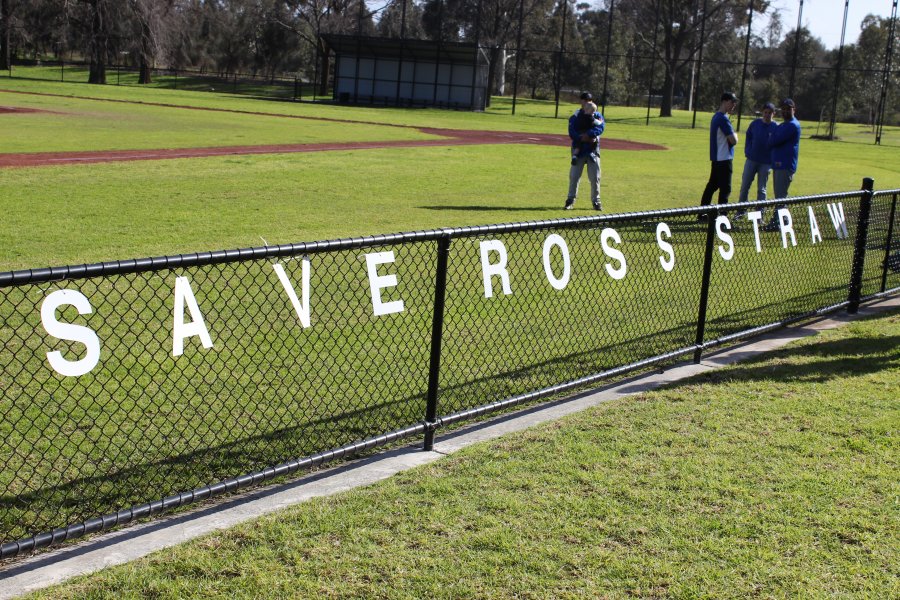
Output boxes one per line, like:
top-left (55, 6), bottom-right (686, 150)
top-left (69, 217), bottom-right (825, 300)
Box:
top-left (27, 308), bottom-right (900, 599)
top-left (0, 76), bottom-right (897, 552)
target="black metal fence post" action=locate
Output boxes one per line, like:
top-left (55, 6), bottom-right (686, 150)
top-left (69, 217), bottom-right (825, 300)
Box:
top-left (880, 192), bottom-right (898, 293)
top-left (693, 210), bottom-right (718, 363)
top-left (848, 177), bottom-right (875, 313)
top-left (424, 233), bottom-right (452, 450)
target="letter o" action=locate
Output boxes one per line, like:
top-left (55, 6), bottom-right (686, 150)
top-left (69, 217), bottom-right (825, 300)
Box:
top-left (542, 234), bottom-right (571, 290)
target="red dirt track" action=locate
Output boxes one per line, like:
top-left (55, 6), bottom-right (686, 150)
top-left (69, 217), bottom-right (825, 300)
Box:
top-left (0, 92), bottom-right (665, 168)
top-left (0, 130), bottom-right (664, 168)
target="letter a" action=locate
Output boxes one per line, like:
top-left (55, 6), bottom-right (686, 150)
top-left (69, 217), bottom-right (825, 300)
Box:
top-left (173, 276), bottom-right (214, 357)
top-left (808, 206), bottom-right (822, 244)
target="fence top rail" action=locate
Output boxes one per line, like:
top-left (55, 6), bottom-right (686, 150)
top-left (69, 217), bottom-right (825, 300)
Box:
top-left (0, 189), bottom-right (886, 288)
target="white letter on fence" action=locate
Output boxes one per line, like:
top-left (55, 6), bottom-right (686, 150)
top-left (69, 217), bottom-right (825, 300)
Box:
top-left (656, 222), bottom-right (675, 272)
top-left (748, 211), bottom-right (764, 253)
top-left (827, 202), bottom-right (849, 239)
top-left (365, 251), bottom-right (405, 316)
top-left (716, 216), bottom-right (735, 260)
top-left (273, 259), bottom-right (311, 328)
top-left (601, 228), bottom-right (627, 280)
top-left (778, 208), bottom-right (797, 248)
top-left (41, 289), bottom-right (101, 377)
top-left (542, 234), bottom-right (571, 290)
top-left (173, 276), bottom-right (214, 357)
top-left (808, 206), bottom-right (822, 244)
top-left (480, 240), bottom-right (512, 298)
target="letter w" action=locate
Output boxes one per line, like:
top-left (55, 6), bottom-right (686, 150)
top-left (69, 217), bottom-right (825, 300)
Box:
top-left (273, 259), bottom-right (311, 328)
top-left (826, 203), bottom-right (849, 239)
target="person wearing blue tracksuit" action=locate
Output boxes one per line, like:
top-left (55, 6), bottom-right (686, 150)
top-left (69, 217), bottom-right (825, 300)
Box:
top-left (769, 98), bottom-right (801, 198)
top-left (737, 102), bottom-right (778, 208)
top-left (763, 98), bottom-right (801, 229)
top-left (565, 92), bottom-right (605, 211)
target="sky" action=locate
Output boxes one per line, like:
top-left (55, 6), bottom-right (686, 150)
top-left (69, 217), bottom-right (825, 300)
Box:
top-left (760, 0), bottom-right (897, 50)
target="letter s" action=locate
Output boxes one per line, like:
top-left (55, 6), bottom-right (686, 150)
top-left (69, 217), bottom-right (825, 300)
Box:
top-left (41, 289), bottom-right (101, 377)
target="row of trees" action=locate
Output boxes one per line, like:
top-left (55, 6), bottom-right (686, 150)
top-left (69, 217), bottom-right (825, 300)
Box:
top-left (0, 0), bottom-right (897, 123)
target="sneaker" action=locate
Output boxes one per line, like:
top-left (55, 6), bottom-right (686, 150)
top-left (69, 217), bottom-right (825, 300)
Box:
top-left (592, 201), bottom-right (602, 211)
top-left (564, 199), bottom-right (575, 210)
top-left (734, 209), bottom-right (747, 218)
top-left (697, 213), bottom-right (709, 221)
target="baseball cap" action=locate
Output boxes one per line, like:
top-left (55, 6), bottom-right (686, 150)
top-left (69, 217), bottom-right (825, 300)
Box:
top-left (762, 102), bottom-right (776, 111)
top-left (580, 92), bottom-right (593, 101)
top-left (721, 92), bottom-right (738, 102)
top-left (781, 98), bottom-right (795, 107)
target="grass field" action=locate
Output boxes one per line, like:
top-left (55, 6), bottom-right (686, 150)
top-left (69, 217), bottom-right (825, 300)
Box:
top-left (0, 76), bottom-right (898, 572)
top-left (1, 76), bottom-right (899, 272)
top-left (26, 308), bottom-right (900, 599)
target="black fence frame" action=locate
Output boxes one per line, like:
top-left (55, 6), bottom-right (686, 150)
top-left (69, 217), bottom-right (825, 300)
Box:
top-left (1, 183), bottom-right (898, 559)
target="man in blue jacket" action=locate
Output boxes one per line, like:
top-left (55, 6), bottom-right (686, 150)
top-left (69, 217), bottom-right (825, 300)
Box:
top-left (565, 92), bottom-right (605, 211)
top-left (770, 98), bottom-right (801, 198)
top-left (737, 102), bottom-right (777, 209)
top-left (699, 92), bottom-right (739, 218)
top-left (763, 98), bottom-right (801, 230)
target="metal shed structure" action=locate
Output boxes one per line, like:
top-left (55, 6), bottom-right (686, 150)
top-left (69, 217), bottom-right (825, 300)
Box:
top-left (321, 34), bottom-right (489, 111)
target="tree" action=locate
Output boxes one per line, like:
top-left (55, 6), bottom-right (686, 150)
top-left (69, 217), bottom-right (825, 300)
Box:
top-left (1, 0), bottom-right (11, 69)
top-left (621, 0), bottom-right (764, 117)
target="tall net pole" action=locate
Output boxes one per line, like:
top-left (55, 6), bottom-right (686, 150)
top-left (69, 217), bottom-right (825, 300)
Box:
top-left (601, 0), bottom-right (615, 115)
top-left (827, 0), bottom-right (850, 140)
top-left (554, 0), bottom-right (569, 118)
top-left (875, 0), bottom-right (898, 145)
top-left (511, 0), bottom-right (525, 114)
top-left (788, 0), bottom-right (804, 98)
top-left (736, 0), bottom-right (754, 132)
top-left (645, 0), bottom-right (660, 126)
top-left (691, 0), bottom-right (708, 129)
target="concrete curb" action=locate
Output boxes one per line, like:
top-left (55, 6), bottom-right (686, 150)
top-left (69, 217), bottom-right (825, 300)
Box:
top-left (1, 296), bottom-right (897, 598)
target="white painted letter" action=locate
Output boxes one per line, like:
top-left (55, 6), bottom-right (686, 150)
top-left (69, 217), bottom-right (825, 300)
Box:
top-left (808, 206), bottom-right (822, 244)
top-left (601, 228), bottom-right (627, 280)
top-left (748, 210), bottom-right (764, 253)
top-left (827, 202), bottom-right (849, 239)
top-left (41, 289), bottom-right (101, 377)
top-left (715, 216), bottom-right (735, 260)
top-left (365, 251), bottom-right (405, 316)
top-left (656, 222), bottom-right (675, 272)
top-left (480, 240), bottom-right (512, 298)
top-left (273, 259), bottom-right (311, 328)
top-left (778, 208), bottom-right (797, 248)
top-left (173, 276), bottom-right (214, 357)
top-left (542, 234), bottom-right (571, 290)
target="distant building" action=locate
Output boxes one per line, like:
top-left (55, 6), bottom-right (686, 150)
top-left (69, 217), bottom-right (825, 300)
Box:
top-left (321, 34), bottom-right (489, 111)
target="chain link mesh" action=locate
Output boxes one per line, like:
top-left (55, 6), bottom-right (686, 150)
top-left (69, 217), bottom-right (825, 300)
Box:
top-left (1, 190), bottom-right (898, 556)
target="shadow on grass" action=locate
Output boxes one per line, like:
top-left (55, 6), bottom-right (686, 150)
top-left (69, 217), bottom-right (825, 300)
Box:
top-left (417, 205), bottom-right (563, 212)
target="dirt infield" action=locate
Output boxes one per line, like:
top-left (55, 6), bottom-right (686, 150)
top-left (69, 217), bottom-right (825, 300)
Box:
top-left (0, 105), bottom-right (49, 114)
top-left (0, 130), bottom-right (664, 168)
top-left (0, 90), bottom-right (665, 168)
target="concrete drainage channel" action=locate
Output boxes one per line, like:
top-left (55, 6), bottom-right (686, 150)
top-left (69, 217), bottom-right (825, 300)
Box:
top-left (0, 295), bottom-right (897, 598)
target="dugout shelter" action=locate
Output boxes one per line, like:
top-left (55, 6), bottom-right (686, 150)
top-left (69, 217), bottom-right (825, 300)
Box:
top-left (321, 34), bottom-right (489, 111)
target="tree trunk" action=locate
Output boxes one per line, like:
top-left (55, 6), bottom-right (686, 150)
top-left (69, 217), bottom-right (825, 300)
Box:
top-left (318, 50), bottom-right (329, 96)
top-left (496, 48), bottom-right (508, 95)
top-left (87, 0), bottom-right (108, 85)
top-left (0, 0), bottom-right (10, 71)
top-left (659, 65), bottom-right (675, 117)
top-left (89, 62), bottom-right (106, 84)
top-left (139, 59), bottom-right (152, 84)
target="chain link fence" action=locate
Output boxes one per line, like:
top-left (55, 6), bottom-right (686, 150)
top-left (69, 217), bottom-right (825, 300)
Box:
top-left (1, 185), bottom-right (898, 559)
